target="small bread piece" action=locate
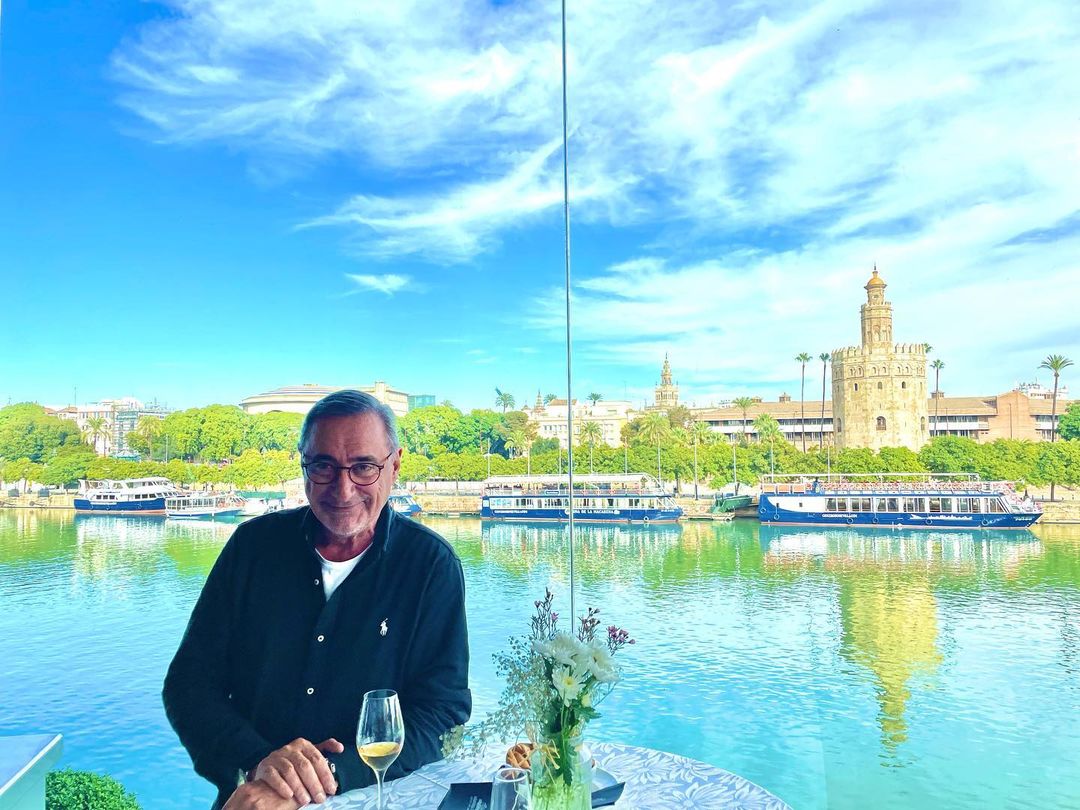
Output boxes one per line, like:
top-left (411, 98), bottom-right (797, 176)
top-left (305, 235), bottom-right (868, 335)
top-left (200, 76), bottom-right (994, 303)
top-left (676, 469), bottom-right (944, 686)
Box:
top-left (506, 742), bottom-right (535, 770)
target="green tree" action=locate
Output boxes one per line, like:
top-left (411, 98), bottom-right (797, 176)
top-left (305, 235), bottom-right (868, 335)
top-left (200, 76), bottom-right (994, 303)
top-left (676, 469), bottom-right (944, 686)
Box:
top-left (397, 404), bottom-right (463, 456)
top-left (795, 352), bottom-right (812, 452)
top-left (637, 412), bottom-right (672, 481)
top-left (544, 393), bottom-right (557, 405)
top-left (579, 421), bottom-right (603, 473)
top-left (753, 413), bottom-right (783, 445)
top-left (0, 403), bottom-right (85, 462)
top-left (1059, 403), bottom-right (1080, 441)
top-left (919, 435), bottom-right (979, 474)
top-left (46, 768), bottom-right (141, 810)
top-left (819, 352), bottom-right (831, 450)
top-left (250, 411), bottom-right (303, 451)
top-left (494, 388), bottom-right (516, 413)
top-left (587, 392), bottom-right (602, 406)
top-left (161, 409), bottom-right (203, 460)
top-left (128, 416), bottom-right (163, 460)
top-left (732, 397), bottom-right (755, 443)
top-left (40, 445), bottom-right (98, 487)
top-left (931, 359), bottom-right (945, 436)
top-left (198, 405), bottom-right (252, 462)
top-left (1040, 354), bottom-right (1073, 443)
top-left (3, 457), bottom-right (45, 492)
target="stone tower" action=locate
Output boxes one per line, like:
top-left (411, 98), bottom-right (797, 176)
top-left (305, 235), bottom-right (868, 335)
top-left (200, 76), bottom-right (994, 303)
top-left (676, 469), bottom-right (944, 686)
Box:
top-left (832, 269), bottom-right (928, 451)
top-left (654, 354), bottom-right (679, 409)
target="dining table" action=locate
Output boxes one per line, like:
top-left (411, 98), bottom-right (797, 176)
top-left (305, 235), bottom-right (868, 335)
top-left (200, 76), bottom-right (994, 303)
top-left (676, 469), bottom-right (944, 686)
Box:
top-left (313, 741), bottom-right (792, 809)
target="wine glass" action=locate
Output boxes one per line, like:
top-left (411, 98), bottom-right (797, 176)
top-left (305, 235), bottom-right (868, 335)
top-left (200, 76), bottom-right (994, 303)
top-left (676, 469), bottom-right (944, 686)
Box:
top-left (356, 689), bottom-right (405, 810)
top-left (491, 766), bottom-right (530, 810)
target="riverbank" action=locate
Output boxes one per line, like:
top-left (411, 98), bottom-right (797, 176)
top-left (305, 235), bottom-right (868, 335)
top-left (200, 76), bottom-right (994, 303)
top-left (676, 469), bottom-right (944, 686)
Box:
top-left (4, 489), bottom-right (1078, 522)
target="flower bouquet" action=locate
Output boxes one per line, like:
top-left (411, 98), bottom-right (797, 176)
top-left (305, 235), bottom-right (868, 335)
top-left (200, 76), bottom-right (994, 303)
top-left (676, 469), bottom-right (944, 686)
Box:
top-left (445, 589), bottom-right (634, 810)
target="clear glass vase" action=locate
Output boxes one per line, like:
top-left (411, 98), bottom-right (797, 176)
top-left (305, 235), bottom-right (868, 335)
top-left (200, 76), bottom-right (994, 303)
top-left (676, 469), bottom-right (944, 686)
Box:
top-left (529, 735), bottom-right (592, 810)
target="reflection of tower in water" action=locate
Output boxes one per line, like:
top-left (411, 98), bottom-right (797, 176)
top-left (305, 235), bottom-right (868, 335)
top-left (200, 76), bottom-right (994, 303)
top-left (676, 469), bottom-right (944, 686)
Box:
top-left (838, 572), bottom-right (942, 751)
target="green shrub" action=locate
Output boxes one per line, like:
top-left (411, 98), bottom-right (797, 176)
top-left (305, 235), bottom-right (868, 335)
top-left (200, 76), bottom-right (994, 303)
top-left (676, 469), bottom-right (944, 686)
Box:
top-left (45, 769), bottom-right (141, 810)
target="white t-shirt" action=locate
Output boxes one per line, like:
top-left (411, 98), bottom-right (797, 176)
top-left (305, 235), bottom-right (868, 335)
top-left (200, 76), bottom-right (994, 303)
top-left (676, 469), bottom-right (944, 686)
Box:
top-left (316, 547), bottom-right (368, 599)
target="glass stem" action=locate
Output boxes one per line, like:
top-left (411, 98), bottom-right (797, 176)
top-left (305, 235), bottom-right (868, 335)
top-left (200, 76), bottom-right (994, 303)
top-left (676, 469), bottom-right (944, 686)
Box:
top-left (376, 770), bottom-right (385, 810)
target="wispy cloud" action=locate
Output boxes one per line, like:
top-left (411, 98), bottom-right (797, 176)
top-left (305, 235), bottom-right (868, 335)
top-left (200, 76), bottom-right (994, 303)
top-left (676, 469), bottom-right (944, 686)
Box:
top-left (345, 273), bottom-right (414, 296)
top-left (112, 0), bottom-right (1080, 261)
top-left (110, 0), bottom-right (1080, 397)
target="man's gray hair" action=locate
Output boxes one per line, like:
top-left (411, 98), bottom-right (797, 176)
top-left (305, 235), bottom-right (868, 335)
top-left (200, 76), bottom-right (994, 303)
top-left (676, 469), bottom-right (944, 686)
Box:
top-left (299, 390), bottom-right (400, 455)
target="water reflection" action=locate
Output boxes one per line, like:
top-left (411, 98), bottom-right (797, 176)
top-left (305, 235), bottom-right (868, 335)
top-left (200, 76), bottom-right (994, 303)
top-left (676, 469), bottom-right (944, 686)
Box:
top-left (3, 512), bottom-right (1080, 810)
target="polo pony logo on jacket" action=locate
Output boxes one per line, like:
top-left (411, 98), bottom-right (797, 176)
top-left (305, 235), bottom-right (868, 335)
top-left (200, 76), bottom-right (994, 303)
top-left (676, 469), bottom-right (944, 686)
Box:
top-left (380, 618), bottom-right (389, 637)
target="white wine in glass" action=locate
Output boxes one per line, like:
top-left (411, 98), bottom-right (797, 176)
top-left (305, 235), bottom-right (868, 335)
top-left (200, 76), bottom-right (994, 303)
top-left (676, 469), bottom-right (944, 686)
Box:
top-left (357, 689), bottom-right (405, 810)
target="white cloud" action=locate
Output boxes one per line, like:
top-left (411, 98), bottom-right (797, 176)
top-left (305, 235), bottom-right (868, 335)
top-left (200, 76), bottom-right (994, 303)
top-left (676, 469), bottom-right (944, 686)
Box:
top-left (111, 0), bottom-right (1080, 396)
top-left (345, 273), bottom-right (412, 295)
top-left (112, 0), bottom-right (1080, 257)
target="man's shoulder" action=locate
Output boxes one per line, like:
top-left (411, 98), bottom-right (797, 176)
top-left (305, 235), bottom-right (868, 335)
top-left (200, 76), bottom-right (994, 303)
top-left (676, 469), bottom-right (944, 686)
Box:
top-left (388, 513), bottom-right (461, 566)
top-left (229, 505), bottom-right (309, 551)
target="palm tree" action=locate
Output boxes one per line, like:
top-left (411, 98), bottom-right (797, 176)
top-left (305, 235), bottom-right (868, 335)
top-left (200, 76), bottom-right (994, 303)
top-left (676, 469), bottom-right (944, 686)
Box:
top-left (587, 392), bottom-right (602, 406)
top-left (795, 352), bottom-right (811, 452)
top-left (923, 343), bottom-right (933, 355)
top-left (1040, 354), bottom-right (1073, 502)
top-left (931, 359), bottom-right (945, 436)
top-left (133, 415), bottom-right (163, 460)
top-left (494, 388), bottom-right (516, 413)
top-left (1040, 354), bottom-right (1073, 443)
top-left (82, 415), bottom-right (110, 455)
top-left (733, 397), bottom-right (755, 443)
top-left (504, 429), bottom-right (527, 459)
top-left (579, 421), bottom-right (603, 473)
top-left (638, 412), bottom-right (672, 482)
top-left (819, 352), bottom-right (831, 450)
top-left (544, 393), bottom-right (557, 405)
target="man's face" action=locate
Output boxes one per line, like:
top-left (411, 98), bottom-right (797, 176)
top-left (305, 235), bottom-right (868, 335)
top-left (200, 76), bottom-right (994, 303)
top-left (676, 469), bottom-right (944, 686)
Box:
top-left (301, 412), bottom-right (402, 542)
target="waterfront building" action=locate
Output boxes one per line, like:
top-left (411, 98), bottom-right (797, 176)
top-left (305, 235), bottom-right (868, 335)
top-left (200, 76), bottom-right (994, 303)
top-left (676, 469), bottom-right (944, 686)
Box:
top-left (694, 388), bottom-right (1073, 447)
top-left (49, 397), bottom-right (170, 457)
top-left (525, 393), bottom-right (636, 449)
top-left (240, 381), bottom-right (410, 417)
top-left (831, 269), bottom-right (928, 451)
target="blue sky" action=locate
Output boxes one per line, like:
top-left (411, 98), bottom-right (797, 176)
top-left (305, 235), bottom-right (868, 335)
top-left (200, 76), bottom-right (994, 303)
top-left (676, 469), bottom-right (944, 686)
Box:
top-left (2, 0), bottom-right (1079, 413)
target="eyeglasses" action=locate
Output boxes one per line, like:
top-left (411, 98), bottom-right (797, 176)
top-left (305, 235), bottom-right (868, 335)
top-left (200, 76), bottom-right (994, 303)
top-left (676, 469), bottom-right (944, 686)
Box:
top-left (302, 451), bottom-right (396, 486)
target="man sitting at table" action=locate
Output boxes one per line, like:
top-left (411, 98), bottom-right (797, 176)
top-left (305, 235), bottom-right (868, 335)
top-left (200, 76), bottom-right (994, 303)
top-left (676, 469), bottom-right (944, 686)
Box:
top-left (163, 390), bottom-right (471, 809)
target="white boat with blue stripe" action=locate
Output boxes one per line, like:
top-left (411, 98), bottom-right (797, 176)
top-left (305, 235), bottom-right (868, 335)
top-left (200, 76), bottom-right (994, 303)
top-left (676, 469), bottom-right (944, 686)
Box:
top-left (481, 474), bottom-right (683, 523)
top-left (758, 473), bottom-right (1041, 530)
top-left (75, 477), bottom-right (183, 515)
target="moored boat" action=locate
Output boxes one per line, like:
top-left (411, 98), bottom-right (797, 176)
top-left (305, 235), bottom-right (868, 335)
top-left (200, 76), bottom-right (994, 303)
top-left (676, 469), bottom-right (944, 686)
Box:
top-left (75, 477), bottom-right (183, 515)
top-left (389, 490), bottom-right (422, 516)
top-left (757, 473), bottom-right (1041, 529)
top-left (480, 473), bottom-right (683, 523)
top-left (165, 494), bottom-right (243, 520)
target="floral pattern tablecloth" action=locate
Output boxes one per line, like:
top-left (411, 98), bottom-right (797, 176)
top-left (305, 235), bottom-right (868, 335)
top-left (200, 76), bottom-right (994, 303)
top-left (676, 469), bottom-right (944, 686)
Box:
top-left (315, 742), bottom-right (791, 809)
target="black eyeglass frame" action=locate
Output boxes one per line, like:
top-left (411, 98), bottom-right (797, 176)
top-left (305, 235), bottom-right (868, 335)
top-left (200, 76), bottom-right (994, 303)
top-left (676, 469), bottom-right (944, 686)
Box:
top-left (301, 450), bottom-right (396, 486)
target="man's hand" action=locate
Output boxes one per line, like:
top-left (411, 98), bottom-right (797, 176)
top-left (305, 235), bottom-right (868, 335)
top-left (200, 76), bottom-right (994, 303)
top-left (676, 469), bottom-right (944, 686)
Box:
top-left (252, 738), bottom-right (344, 806)
top-left (223, 780), bottom-right (301, 810)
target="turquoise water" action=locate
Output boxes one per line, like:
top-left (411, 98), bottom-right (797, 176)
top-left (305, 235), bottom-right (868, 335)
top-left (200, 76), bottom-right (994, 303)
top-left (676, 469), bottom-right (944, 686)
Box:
top-left (2, 511), bottom-right (1079, 808)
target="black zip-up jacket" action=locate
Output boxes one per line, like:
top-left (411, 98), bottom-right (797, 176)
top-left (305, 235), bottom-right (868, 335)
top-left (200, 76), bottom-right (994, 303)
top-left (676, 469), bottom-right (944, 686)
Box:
top-left (163, 504), bottom-right (471, 808)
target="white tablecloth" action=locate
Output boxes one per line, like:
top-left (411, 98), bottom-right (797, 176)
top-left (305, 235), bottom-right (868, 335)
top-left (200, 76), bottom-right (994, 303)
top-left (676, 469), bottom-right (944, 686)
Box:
top-left (315, 742), bottom-right (791, 809)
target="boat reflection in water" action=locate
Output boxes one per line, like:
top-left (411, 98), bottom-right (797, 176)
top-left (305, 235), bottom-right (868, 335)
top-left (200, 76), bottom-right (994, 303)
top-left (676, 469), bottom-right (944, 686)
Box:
top-left (758, 523), bottom-right (1043, 568)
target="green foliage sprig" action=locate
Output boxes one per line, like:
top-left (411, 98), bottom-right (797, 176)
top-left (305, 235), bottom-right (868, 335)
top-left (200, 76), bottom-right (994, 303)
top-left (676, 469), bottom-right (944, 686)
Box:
top-left (46, 769), bottom-right (141, 810)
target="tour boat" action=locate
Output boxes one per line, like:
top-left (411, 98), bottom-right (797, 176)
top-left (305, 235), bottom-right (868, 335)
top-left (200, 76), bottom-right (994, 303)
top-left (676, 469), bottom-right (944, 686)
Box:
top-left (757, 473), bottom-right (1041, 529)
top-left (389, 490), bottom-right (422, 516)
top-left (480, 473), bottom-right (683, 523)
top-left (165, 494), bottom-right (244, 520)
top-left (75, 477), bottom-right (183, 515)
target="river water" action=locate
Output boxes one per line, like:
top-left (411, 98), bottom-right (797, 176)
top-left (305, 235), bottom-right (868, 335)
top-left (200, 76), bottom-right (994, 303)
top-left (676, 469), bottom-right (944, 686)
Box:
top-left (1, 511), bottom-right (1078, 809)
